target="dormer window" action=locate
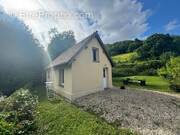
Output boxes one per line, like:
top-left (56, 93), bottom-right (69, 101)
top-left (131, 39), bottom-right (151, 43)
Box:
top-left (92, 47), bottom-right (99, 62)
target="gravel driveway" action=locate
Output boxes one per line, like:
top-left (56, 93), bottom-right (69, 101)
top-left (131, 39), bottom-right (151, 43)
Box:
top-left (74, 88), bottom-right (180, 135)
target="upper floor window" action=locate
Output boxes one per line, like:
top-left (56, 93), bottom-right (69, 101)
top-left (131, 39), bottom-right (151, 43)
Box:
top-left (59, 69), bottom-right (64, 87)
top-left (92, 47), bottom-right (99, 62)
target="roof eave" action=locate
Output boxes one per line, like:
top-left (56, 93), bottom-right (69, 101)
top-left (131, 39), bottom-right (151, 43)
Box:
top-left (45, 62), bottom-right (69, 69)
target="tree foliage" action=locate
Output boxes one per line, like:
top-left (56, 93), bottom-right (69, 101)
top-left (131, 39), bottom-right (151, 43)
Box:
top-left (109, 33), bottom-right (180, 90)
top-left (0, 13), bottom-right (45, 95)
top-left (158, 57), bottom-right (180, 91)
top-left (172, 36), bottom-right (180, 55)
top-left (166, 57), bottom-right (180, 82)
top-left (0, 89), bottom-right (38, 134)
top-left (107, 38), bottom-right (143, 56)
top-left (108, 33), bottom-right (180, 60)
top-left (137, 34), bottom-right (176, 59)
top-left (47, 29), bottom-right (76, 60)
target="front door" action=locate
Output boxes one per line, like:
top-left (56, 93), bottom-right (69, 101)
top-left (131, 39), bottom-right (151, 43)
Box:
top-left (103, 68), bottom-right (108, 89)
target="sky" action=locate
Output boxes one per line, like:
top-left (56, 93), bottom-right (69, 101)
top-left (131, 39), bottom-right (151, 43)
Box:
top-left (0, 0), bottom-right (180, 46)
top-left (139, 0), bottom-right (180, 37)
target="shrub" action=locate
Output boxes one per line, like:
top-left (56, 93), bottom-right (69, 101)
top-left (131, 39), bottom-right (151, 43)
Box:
top-left (140, 68), bottom-right (157, 76)
top-left (0, 89), bottom-right (38, 134)
top-left (170, 83), bottom-right (180, 92)
top-left (0, 118), bottom-right (14, 135)
top-left (140, 80), bottom-right (146, 86)
top-left (160, 52), bottom-right (176, 64)
top-left (166, 57), bottom-right (180, 81)
top-left (113, 60), bottom-right (163, 77)
top-left (133, 60), bottom-right (163, 74)
top-left (158, 67), bottom-right (168, 78)
top-left (120, 86), bottom-right (125, 89)
top-left (123, 78), bottom-right (130, 85)
top-left (112, 68), bottom-right (136, 77)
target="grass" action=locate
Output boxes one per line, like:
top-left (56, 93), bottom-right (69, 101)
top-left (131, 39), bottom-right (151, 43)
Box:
top-left (35, 87), bottom-right (136, 135)
top-left (112, 52), bottom-right (138, 63)
top-left (113, 75), bottom-right (172, 92)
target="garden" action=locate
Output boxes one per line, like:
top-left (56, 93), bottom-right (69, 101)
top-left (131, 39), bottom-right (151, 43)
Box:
top-left (0, 87), bottom-right (136, 135)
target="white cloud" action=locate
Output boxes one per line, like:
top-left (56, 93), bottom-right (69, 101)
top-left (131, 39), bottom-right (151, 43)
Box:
top-left (0, 0), bottom-right (150, 46)
top-left (165, 19), bottom-right (180, 31)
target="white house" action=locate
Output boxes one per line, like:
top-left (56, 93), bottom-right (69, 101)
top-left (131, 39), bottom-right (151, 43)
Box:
top-left (46, 31), bottom-right (113, 100)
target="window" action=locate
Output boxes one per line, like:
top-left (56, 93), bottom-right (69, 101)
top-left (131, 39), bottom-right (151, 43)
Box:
top-left (59, 69), bottom-right (64, 86)
top-left (103, 68), bottom-right (106, 78)
top-left (47, 70), bottom-right (50, 80)
top-left (92, 48), bottom-right (99, 62)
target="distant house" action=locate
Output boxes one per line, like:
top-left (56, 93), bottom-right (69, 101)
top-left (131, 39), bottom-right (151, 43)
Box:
top-left (46, 31), bottom-right (113, 100)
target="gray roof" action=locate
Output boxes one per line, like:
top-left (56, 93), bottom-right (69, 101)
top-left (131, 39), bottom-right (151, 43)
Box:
top-left (47, 31), bottom-right (113, 69)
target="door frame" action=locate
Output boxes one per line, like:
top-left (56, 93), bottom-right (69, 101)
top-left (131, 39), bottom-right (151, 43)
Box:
top-left (103, 67), bottom-right (108, 89)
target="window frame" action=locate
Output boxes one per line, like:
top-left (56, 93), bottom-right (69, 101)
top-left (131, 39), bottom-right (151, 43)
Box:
top-left (59, 69), bottom-right (64, 87)
top-left (103, 68), bottom-right (106, 78)
top-left (92, 47), bottom-right (99, 62)
top-left (47, 70), bottom-right (50, 81)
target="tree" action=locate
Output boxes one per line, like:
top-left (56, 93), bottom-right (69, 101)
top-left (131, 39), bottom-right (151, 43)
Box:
top-left (137, 34), bottom-right (175, 60)
top-left (158, 57), bottom-right (180, 91)
top-left (166, 57), bottom-right (180, 82)
top-left (160, 51), bottom-right (176, 64)
top-left (172, 36), bottom-right (180, 55)
top-left (0, 12), bottom-right (45, 95)
top-left (107, 39), bottom-right (142, 56)
top-left (47, 30), bottom-right (76, 60)
top-left (128, 38), bottom-right (143, 52)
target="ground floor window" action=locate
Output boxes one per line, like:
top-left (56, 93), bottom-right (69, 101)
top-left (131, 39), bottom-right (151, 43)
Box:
top-left (47, 70), bottom-right (51, 81)
top-left (59, 69), bottom-right (64, 87)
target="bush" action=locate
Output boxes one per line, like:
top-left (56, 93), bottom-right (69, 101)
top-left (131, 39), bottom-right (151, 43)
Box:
top-left (120, 86), bottom-right (125, 89)
top-left (170, 83), bottom-right (180, 92)
top-left (0, 118), bottom-right (14, 135)
top-left (140, 68), bottom-right (157, 76)
top-left (133, 60), bottom-right (163, 74)
top-left (0, 89), bottom-right (38, 134)
top-left (140, 80), bottom-right (146, 86)
top-left (160, 52), bottom-right (176, 64)
top-left (123, 78), bottom-right (130, 85)
top-left (112, 68), bottom-right (136, 77)
top-left (159, 57), bottom-right (180, 92)
top-left (158, 67), bottom-right (168, 78)
top-left (113, 60), bottom-right (163, 77)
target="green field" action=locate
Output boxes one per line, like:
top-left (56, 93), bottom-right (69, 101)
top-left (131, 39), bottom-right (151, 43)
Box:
top-left (113, 76), bottom-right (172, 92)
top-left (36, 88), bottom-right (136, 135)
top-left (112, 52), bottom-right (138, 63)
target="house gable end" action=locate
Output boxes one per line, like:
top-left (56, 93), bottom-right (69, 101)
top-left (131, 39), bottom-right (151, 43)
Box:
top-left (69, 33), bottom-right (113, 67)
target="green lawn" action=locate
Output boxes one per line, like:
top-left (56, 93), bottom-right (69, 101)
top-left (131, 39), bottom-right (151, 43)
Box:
top-left (36, 88), bottom-right (136, 135)
top-left (112, 52), bottom-right (138, 63)
top-left (113, 76), bottom-right (172, 92)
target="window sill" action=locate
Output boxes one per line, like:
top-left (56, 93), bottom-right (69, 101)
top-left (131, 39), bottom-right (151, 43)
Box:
top-left (93, 61), bottom-right (100, 63)
top-left (59, 84), bottom-right (64, 88)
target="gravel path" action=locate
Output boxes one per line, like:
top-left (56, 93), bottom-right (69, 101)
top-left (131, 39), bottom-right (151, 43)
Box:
top-left (74, 88), bottom-right (180, 135)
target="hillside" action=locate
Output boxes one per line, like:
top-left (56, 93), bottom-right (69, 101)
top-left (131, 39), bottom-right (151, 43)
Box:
top-left (108, 33), bottom-right (180, 60)
top-left (112, 52), bottom-right (138, 63)
top-left (108, 33), bottom-right (180, 92)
